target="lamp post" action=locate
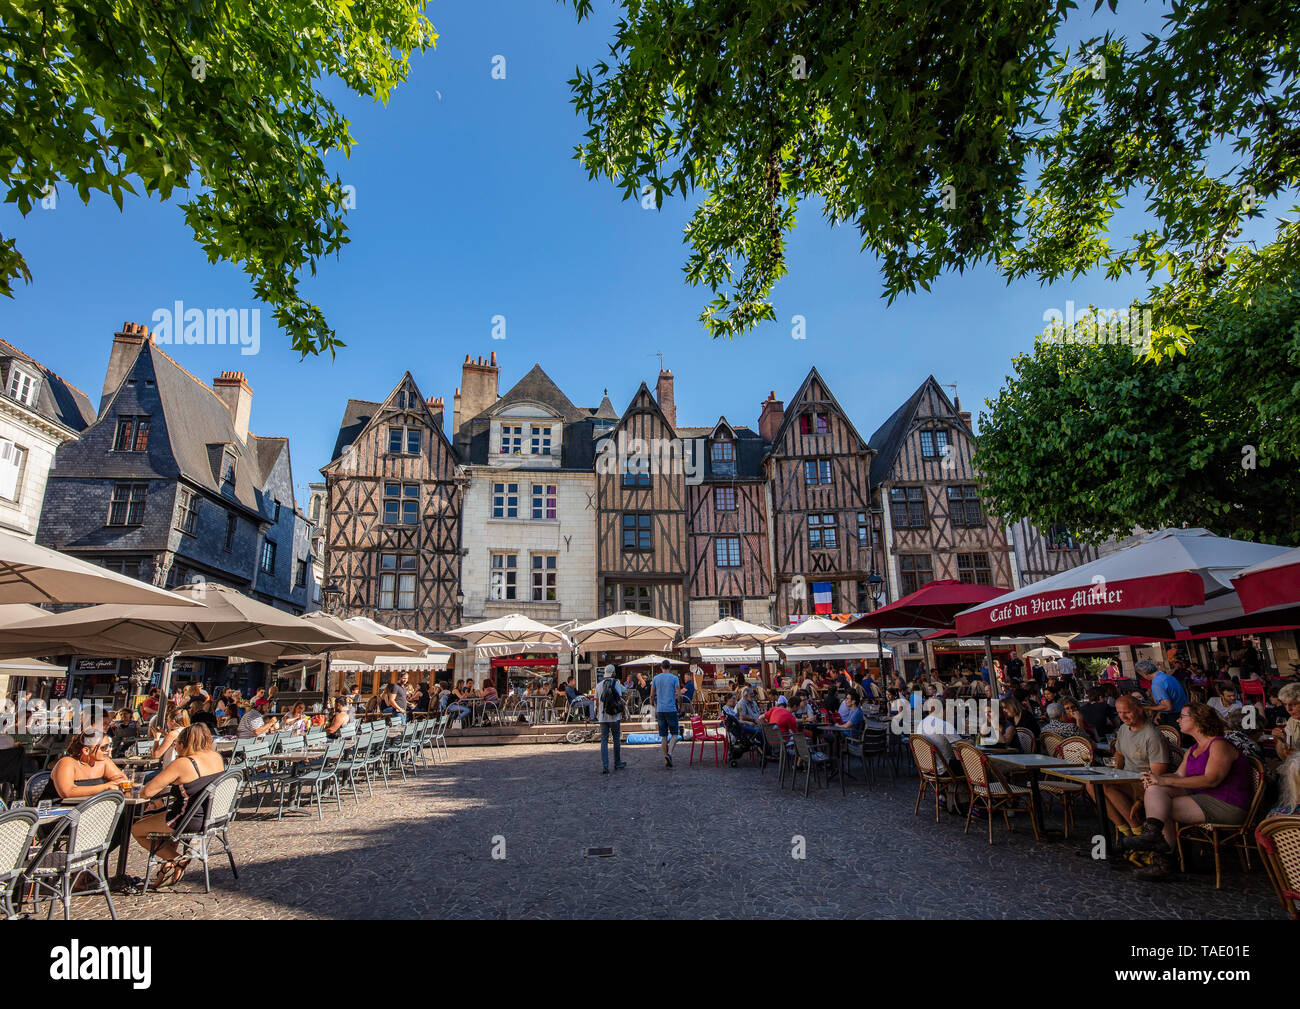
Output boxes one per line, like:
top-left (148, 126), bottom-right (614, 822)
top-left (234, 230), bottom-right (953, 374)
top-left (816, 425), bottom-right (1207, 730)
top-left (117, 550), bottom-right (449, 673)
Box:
top-left (867, 572), bottom-right (887, 679)
top-left (321, 581), bottom-right (343, 616)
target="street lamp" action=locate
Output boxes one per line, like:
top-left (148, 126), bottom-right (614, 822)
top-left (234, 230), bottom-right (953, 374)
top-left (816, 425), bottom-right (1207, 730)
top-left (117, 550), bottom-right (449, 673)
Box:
top-left (866, 571), bottom-right (888, 680)
top-left (321, 581), bottom-right (343, 615)
top-left (456, 589), bottom-right (466, 621)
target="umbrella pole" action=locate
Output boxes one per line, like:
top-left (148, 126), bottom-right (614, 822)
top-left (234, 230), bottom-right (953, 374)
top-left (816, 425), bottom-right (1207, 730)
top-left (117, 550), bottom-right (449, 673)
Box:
top-left (322, 653), bottom-right (331, 711)
top-left (157, 653), bottom-right (177, 699)
top-left (984, 635), bottom-right (997, 696)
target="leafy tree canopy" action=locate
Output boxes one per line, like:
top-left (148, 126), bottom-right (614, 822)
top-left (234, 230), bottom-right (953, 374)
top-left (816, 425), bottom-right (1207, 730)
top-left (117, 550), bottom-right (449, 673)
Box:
top-left (0, 0), bottom-right (435, 355)
top-left (973, 281), bottom-right (1300, 546)
top-left (567, 0), bottom-right (1300, 344)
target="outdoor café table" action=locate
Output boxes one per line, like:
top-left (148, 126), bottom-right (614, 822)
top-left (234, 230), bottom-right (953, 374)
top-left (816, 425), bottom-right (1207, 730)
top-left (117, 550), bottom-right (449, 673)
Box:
top-left (1041, 765), bottom-right (1145, 859)
top-left (59, 790), bottom-right (153, 892)
top-left (986, 752), bottom-right (1076, 841)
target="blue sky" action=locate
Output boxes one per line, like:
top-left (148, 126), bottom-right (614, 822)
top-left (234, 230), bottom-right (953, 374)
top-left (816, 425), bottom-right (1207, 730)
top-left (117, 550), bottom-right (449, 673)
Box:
top-left (0, 1), bottom-right (1189, 508)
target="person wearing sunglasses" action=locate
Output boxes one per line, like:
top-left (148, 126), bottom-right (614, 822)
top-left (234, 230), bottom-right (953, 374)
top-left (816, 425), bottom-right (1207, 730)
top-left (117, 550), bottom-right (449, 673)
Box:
top-left (42, 729), bottom-right (129, 801)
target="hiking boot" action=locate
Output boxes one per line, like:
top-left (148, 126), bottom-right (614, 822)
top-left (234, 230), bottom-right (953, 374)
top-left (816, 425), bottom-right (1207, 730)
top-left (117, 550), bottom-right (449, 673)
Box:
top-left (1134, 852), bottom-right (1174, 881)
top-left (1118, 817), bottom-right (1171, 854)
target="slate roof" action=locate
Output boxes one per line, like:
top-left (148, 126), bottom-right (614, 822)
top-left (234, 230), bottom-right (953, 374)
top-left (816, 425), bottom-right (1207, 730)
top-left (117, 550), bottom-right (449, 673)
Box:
top-left (459, 363), bottom-right (599, 471)
top-left (0, 338), bottom-right (96, 433)
top-left (866, 378), bottom-right (931, 487)
top-left (330, 399), bottom-right (380, 463)
top-left (676, 421), bottom-right (766, 479)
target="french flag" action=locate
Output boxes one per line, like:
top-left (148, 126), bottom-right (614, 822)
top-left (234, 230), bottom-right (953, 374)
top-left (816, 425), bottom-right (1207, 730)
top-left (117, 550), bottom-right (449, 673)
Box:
top-left (812, 582), bottom-right (833, 614)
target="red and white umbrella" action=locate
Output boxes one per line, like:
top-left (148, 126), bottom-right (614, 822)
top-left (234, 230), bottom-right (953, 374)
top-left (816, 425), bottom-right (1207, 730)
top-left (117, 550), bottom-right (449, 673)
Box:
top-left (1230, 545), bottom-right (1300, 614)
top-left (954, 528), bottom-right (1290, 638)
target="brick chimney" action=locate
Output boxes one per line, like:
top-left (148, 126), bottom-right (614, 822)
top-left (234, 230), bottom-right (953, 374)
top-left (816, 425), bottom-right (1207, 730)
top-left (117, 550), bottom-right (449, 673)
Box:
top-left (427, 396), bottom-right (444, 431)
top-left (456, 352), bottom-right (499, 437)
top-left (99, 321), bottom-right (151, 415)
top-left (212, 370), bottom-right (253, 443)
top-left (954, 395), bottom-right (972, 431)
top-left (759, 390), bottom-right (784, 442)
top-left (655, 369), bottom-right (676, 430)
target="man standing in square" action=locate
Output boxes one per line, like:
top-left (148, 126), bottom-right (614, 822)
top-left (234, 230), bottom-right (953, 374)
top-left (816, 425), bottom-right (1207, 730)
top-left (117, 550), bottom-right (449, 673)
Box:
top-left (649, 657), bottom-right (682, 769)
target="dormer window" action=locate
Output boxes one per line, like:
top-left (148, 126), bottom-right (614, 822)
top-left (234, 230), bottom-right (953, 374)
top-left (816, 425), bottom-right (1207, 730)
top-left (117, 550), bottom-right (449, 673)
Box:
top-left (6, 365), bottom-right (38, 406)
top-left (799, 412), bottom-right (830, 435)
top-left (388, 426), bottom-right (422, 455)
top-left (113, 416), bottom-right (150, 452)
top-left (500, 425), bottom-right (523, 455)
top-left (529, 425), bottom-right (552, 455)
top-left (221, 447), bottom-right (237, 486)
top-left (920, 429), bottom-right (950, 459)
top-left (710, 440), bottom-right (733, 464)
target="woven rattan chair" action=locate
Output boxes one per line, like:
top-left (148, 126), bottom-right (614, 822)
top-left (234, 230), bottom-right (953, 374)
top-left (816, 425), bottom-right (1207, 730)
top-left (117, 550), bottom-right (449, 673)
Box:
top-left (952, 740), bottom-right (1038, 844)
top-left (1255, 815), bottom-right (1300, 919)
top-left (1158, 723), bottom-right (1181, 747)
top-left (908, 735), bottom-right (960, 823)
top-left (1039, 730), bottom-right (1065, 757)
top-left (0, 807), bottom-right (38, 920)
top-left (1015, 727), bottom-right (1037, 754)
top-left (144, 768), bottom-right (244, 893)
top-left (1176, 757), bottom-right (1268, 888)
top-left (27, 789), bottom-right (124, 920)
top-left (1038, 735), bottom-right (1092, 837)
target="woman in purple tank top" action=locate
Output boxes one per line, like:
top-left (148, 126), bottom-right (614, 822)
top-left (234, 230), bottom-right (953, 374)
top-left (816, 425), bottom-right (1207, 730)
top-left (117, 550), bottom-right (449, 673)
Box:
top-left (1119, 703), bottom-right (1253, 881)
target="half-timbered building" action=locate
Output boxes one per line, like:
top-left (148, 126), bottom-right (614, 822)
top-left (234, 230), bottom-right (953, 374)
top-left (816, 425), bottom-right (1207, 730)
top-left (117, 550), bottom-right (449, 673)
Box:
top-left (682, 418), bottom-right (771, 629)
top-left (321, 373), bottom-right (463, 636)
top-left (868, 376), bottom-right (1014, 599)
top-left (763, 369), bottom-right (881, 624)
top-left (1008, 519), bottom-right (1100, 587)
top-left (595, 373), bottom-right (691, 627)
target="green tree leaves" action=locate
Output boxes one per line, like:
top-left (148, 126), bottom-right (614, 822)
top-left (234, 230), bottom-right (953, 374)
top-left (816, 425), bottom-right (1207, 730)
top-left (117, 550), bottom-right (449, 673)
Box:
top-left (973, 283), bottom-right (1300, 546)
top-left (566, 1), bottom-right (1300, 340)
top-left (0, 0), bottom-right (435, 355)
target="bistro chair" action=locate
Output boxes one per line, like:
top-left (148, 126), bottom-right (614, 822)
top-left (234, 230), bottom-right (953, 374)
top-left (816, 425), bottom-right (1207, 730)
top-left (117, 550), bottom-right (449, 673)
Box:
top-left (1038, 736), bottom-right (1091, 838)
top-left (334, 727), bottom-right (372, 804)
top-left (1176, 757), bottom-right (1268, 889)
top-left (0, 807), bottom-right (38, 920)
top-left (429, 713), bottom-right (452, 763)
top-left (1015, 727), bottom-right (1037, 754)
top-left (143, 768), bottom-right (244, 893)
top-left (759, 723), bottom-right (790, 784)
top-left (1255, 815), bottom-right (1300, 920)
top-left (688, 715), bottom-right (726, 767)
top-left (1039, 730), bottom-right (1065, 757)
top-left (788, 733), bottom-right (831, 797)
top-left (23, 770), bottom-right (51, 807)
top-left (850, 726), bottom-right (894, 787)
top-left (952, 741), bottom-right (1038, 845)
top-left (290, 739), bottom-right (345, 821)
top-left (26, 790), bottom-right (124, 920)
top-left (1158, 723), bottom-right (1181, 747)
top-left (907, 735), bottom-right (960, 823)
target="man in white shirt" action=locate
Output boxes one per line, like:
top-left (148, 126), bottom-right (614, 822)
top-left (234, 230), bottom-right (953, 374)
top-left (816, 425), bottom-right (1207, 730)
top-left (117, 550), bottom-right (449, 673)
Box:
top-left (1057, 653), bottom-right (1075, 681)
top-left (1208, 686), bottom-right (1242, 720)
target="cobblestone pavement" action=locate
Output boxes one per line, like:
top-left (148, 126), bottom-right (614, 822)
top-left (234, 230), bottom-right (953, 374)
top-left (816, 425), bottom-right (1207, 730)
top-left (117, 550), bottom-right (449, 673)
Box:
top-left (73, 743), bottom-right (1282, 920)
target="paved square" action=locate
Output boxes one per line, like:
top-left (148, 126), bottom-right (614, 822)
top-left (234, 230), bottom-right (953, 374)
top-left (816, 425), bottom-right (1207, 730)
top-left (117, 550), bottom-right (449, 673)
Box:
top-left (81, 743), bottom-right (1281, 920)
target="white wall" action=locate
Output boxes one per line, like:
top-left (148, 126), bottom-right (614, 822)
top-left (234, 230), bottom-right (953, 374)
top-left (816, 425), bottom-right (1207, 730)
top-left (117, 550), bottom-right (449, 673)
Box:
top-left (0, 404), bottom-right (73, 540)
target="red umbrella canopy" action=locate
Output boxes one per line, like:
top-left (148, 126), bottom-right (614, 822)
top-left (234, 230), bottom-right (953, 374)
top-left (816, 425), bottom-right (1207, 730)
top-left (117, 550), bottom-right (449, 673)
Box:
top-left (954, 528), bottom-right (1289, 638)
top-left (1231, 546), bottom-right (1300, 614)
top-left (842, 580), bottom-right (1010, 631)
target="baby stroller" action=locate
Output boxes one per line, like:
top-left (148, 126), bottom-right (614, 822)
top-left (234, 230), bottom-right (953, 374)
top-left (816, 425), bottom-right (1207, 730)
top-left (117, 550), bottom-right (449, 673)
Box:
top-left (721, 711), bottom-right (762, 767)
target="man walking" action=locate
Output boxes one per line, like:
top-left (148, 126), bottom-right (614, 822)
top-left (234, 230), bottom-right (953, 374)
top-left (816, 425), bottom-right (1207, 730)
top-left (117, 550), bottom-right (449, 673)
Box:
top-left (649, 657), bottom-right (682, 768)
top-left (596, 664), bottom-right (627, 774)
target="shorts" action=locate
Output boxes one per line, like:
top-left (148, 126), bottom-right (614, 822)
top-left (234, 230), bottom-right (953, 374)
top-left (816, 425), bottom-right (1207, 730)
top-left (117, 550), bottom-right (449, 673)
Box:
top-left (1188, 793), bottom-right (1247, 824)
top-left (656, 712), bottom-right (680, 739)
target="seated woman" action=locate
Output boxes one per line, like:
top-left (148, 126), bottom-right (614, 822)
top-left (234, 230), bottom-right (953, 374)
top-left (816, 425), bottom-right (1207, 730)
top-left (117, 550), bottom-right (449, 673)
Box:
top-left (998, 698), bottom-right (1041, 751)
top-left (130, 724), bottom-right (225, 890)
top-left (324, 699), bottom-right (352, 739)
top-left (151, 707), bottom-right (191, 769)
top-left (44, 729), bottom-right (129, 801)
top-left (1061, 699), bottom-right (1091, 739)
top-left (1121, 703), bottom-right (1253, 881)
top-left (1272, 682), bottom-right (1300, 760)
top-left (1266, 752), bottom-right (1300, 818)
top-left (281, 702), bottom-right (309, 735)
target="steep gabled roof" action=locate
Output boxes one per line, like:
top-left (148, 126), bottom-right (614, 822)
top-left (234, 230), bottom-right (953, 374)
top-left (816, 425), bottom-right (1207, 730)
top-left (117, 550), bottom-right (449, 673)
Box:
top-left (612, 381), bottom-right (674, 435)
top-left (459, 364), bottom-right (596, 470)
top-left (593, 391), bottom-right (619, 420)
top-left (867, 375), bottom-right (968, 486)
top-left (484, 364), bottom-right (585, 424)
top-left (0, 338), bottom-right (95, 433)
top-left (325, 372), bottom-right (457, 473)
top-left (766, 366), bottom-right (871, 456)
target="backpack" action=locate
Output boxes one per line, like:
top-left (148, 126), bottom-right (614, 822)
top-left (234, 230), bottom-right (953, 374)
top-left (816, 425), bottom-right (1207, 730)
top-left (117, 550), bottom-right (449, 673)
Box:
top-left (601, 679), bottom-right (624, 717)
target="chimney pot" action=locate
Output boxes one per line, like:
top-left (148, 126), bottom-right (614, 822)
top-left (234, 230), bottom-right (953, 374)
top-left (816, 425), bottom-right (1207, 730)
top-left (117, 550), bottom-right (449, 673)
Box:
top-left (655, 368), bottom-right (677, 430)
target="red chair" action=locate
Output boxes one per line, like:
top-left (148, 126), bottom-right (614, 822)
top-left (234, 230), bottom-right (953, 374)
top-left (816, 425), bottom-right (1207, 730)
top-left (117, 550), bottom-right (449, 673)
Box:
top-left (1241, 678), bottom-right (1267, 704)
top-left (689, 715), bottom-right (726, 766)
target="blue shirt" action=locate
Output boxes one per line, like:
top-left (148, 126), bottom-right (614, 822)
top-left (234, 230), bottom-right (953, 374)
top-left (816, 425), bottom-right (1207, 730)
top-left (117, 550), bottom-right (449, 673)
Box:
top-left (651, 672), bottom-right (681, 712)
top-left (1150, 672), bottom-right (1188, 712)
top-left (682, 680), bottom-right (695, 701)
top-left (844, 707), bottom-right (866, 736)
